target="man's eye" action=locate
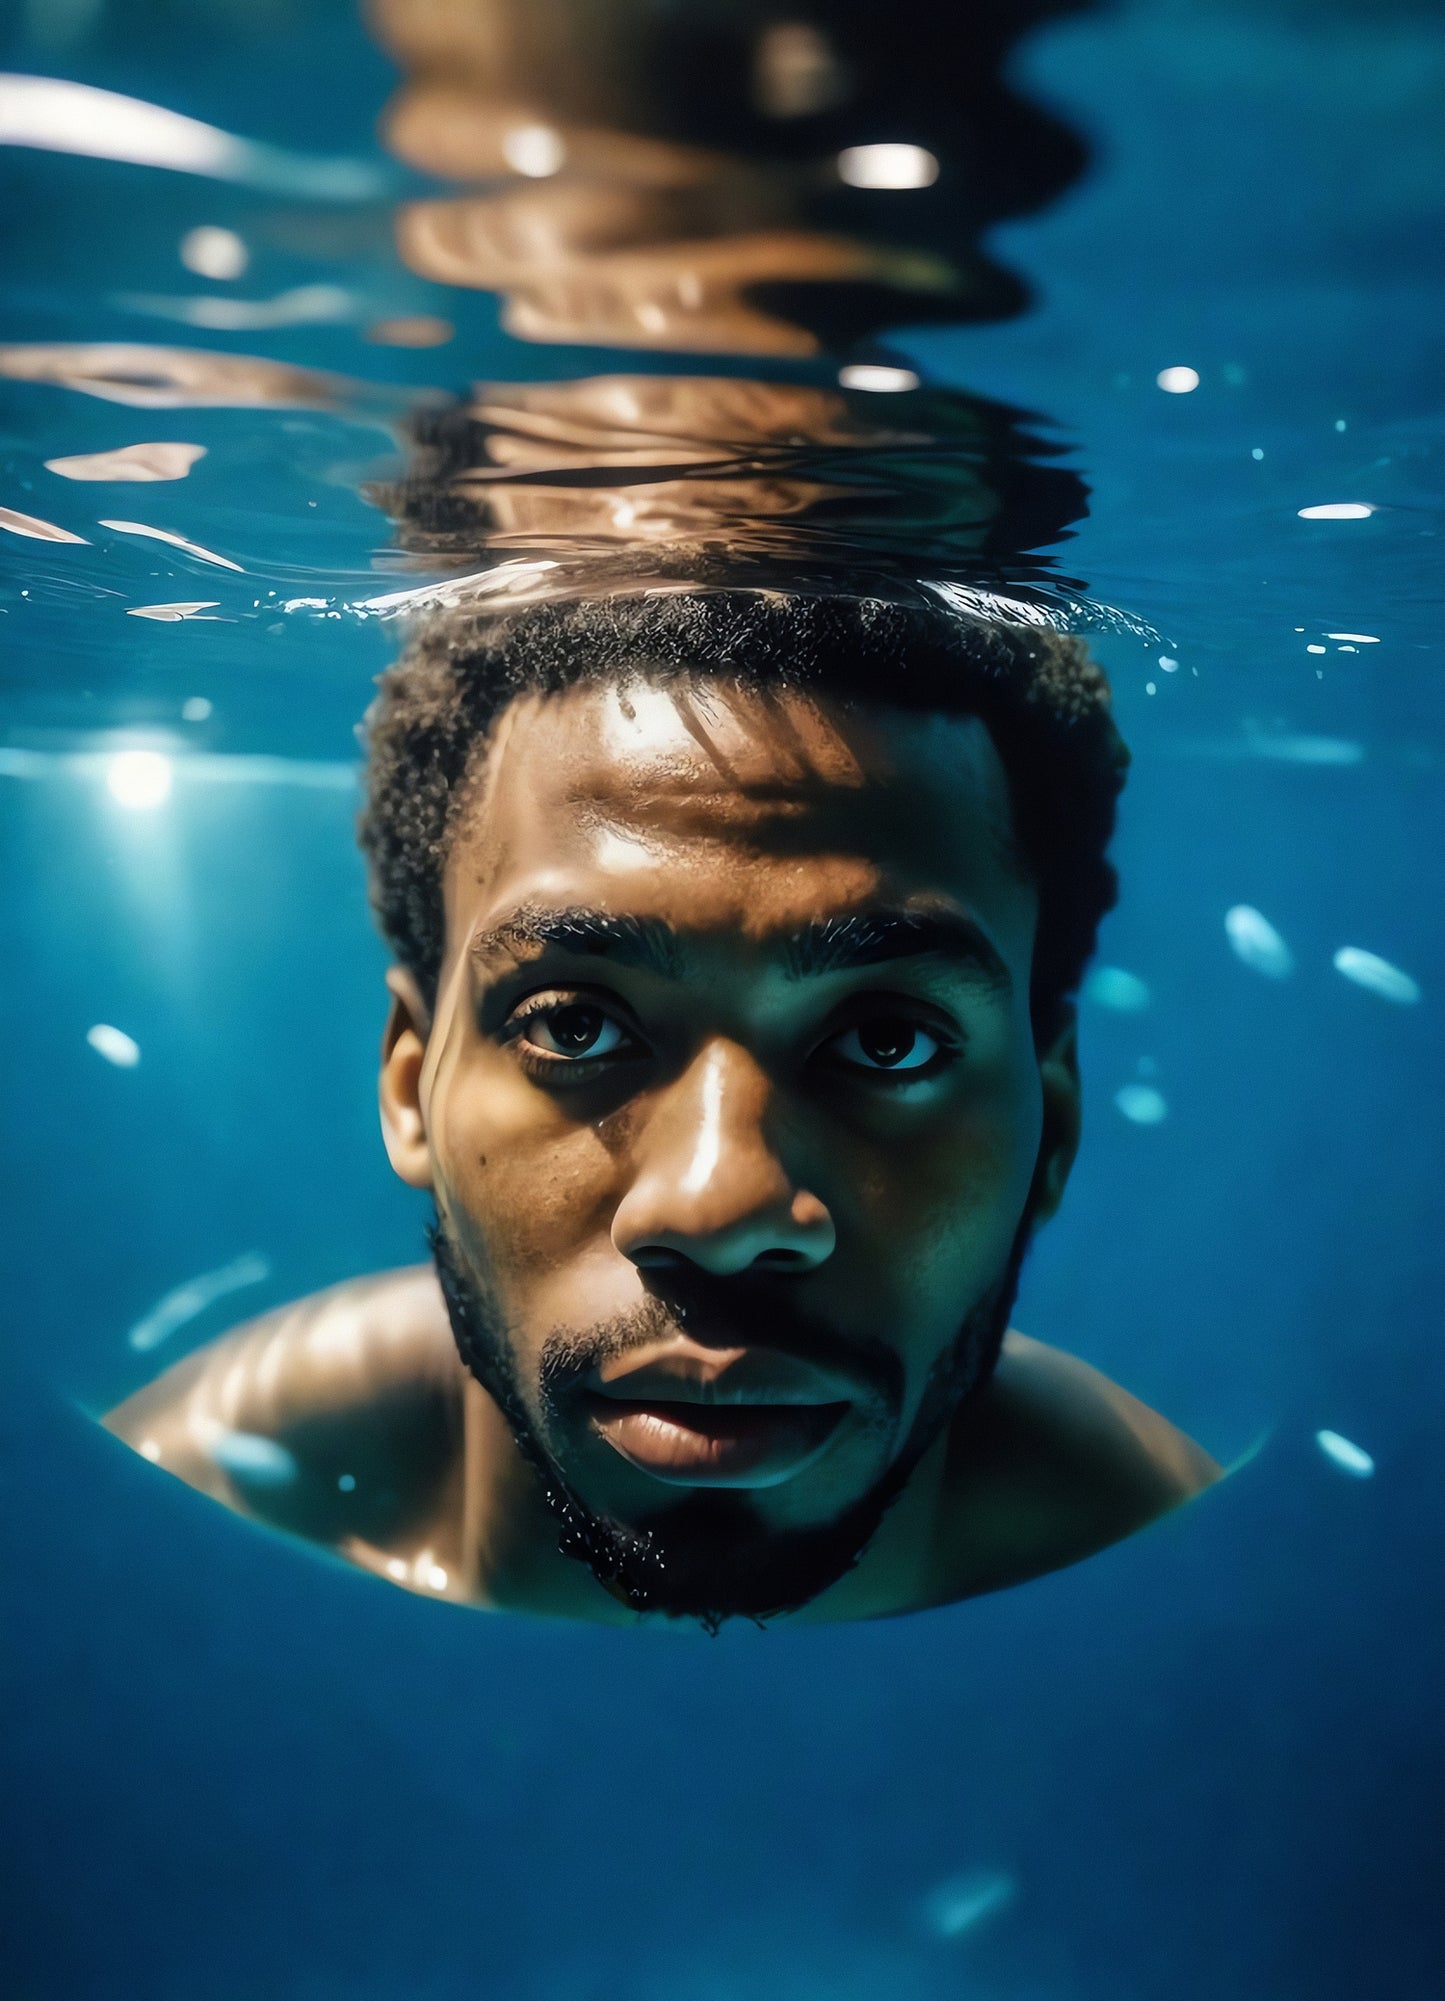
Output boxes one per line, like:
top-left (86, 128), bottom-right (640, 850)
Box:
top-left (516, 1003), bottom-right (632, 1062)
top-left (824, 1018), bottom-right (948, 1074)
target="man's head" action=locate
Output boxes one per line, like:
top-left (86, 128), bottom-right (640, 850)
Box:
top-left (358, 589), bottom-right (1127, 1625)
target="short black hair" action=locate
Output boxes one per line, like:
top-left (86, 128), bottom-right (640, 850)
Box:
top-left (357, 587), bottom-right (1128, 1033)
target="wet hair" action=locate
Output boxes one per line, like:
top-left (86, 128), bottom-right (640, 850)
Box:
top-left (357, 588), bottom-right (1128, 1032)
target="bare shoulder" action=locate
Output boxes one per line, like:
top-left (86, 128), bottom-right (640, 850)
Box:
top-left (105, 1265), bottom-right (465, 1546)
top-left (933, 1331), bottom-right (1221, 1602)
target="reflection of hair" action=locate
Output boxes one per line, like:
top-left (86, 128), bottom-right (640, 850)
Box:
top-left (358, 589), bottom-right (1129, 1032)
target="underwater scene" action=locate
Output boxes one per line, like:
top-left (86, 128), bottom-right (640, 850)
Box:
top-left (2, 0), bottom-right (1442, 1995)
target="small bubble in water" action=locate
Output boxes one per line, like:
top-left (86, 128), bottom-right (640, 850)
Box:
top-left (1316, 1429), bottom-right (1373, 1478)
top-left (1156, 366), bottom-right (1199, 394)
top-left (1115, 1083), bottom-right (1167, 1125)
top-left (338, 1473), bottom-right (356, 1492)
top-left (1333, 947), bottom-right (1420, 1005)
top-left (1225, 906), bottom-right (1294, 979)
top-left (87, 1022), bottom-right (140, 1067)
top-left (1084, 966), bottom-right (1151, 1012)
top-left (1251, 447), bottom-right (1264, 460)
top-left (181, 696), bottom-right (212, 722)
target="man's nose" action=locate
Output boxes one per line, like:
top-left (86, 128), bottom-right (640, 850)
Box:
top-left (611, 1041), bottom-right (836, 1276)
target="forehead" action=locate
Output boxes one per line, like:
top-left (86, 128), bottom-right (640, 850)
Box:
top-left (442, 675), bottom-right (1031, 952)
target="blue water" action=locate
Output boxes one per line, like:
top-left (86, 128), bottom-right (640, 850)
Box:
top-left (3, 1), bottom-right (1443, 1996)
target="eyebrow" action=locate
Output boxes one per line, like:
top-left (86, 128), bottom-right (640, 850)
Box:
top-left (471, 904), bottom-right (1010, 991)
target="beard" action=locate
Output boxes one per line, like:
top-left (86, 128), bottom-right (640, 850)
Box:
top-left (430, 1219), bottom-right (1027, 1632)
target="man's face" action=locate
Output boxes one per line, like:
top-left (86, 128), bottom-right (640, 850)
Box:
top-left (381, 674), bottom-right (1079, 1618)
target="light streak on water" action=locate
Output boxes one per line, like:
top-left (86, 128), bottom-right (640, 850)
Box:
top-left (1332, 947), bottom-right (1420, 1004)
top-left (918, 1869), bottom-right (1017, 1939)
top-left (0, 74), bottom-right (386, 199)
top-left (98, 519), bottom-right (244, 570)
top-left (203, 1428), bottom-right (299, 1487)
top-left (119, 284), bottom-right (356, 332)
top-left (127, 1253), bottom-right (271, 1353)
top-left (0, 502), bottom-right (87, 542)
top-left (127, 602), bottom-right (221, 622)
top-left (0, 745), bottom-right (356, 790)
top-left (44, 442), bottom-right (205, 481)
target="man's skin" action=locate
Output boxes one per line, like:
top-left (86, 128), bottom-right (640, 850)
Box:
top-left (109, 674), bottom-right (1218, 1623)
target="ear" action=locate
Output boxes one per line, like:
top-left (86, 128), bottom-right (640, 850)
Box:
top-left (1030, 1007), bottom-right (1082, 1227)
top-left (379, 966), bottom-right (434, 1190)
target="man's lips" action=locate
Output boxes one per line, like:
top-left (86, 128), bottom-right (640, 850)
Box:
top-left (584, 1392), bottom-right (850, 1486)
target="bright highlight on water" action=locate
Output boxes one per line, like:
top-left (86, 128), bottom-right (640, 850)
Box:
top-left (838, 364), bottom-right (920, 393)
top-left (107, 750), bottom-right (172, 809)
top-left (836, 143), bottom-right (939, 189)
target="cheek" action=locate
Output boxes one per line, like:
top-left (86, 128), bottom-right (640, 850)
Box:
top-left (431, 1045), bottom-right (621, 1287)
top-left (843, 1059), bottom-right (1043, 1308)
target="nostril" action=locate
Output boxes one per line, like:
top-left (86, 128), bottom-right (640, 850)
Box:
top-left (631, 1245), bottom-right (688, 1271)
top-left (753, 1247), bottom-right (811, 1270)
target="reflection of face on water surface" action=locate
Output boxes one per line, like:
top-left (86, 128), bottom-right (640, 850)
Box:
top-left (373, 0), bottom-right (1090, 353)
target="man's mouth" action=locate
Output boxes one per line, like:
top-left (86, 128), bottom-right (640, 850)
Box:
top-left (584, 1392), bottom-right (851, 1486)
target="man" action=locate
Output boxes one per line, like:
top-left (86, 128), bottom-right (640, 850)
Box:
top-left (108, 587), bottom-right (1218, 1628)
